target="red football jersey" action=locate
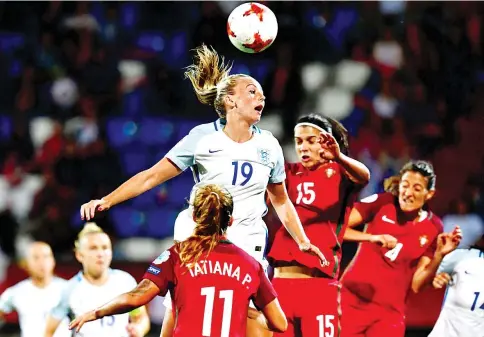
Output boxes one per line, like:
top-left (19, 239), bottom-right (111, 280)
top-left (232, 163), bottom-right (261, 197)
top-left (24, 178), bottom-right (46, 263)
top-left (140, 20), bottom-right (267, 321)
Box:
top-left (143, 241), bottom-right (277, 337)
top-left (268, 162), bottom-right (357, 278)
top-left (340, 192), bottom-right (443, 314)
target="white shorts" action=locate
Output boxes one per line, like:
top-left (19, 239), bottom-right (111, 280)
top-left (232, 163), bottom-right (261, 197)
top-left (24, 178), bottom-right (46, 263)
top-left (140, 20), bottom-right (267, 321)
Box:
top-left (163, 208), bottom-right (268, 309)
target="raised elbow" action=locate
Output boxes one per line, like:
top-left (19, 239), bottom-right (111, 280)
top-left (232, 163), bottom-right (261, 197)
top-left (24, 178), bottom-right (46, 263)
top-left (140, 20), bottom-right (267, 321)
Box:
top-left (356, 168), bottom-right (371, 186)
top-left (363, 169), bottom-right (371, 184)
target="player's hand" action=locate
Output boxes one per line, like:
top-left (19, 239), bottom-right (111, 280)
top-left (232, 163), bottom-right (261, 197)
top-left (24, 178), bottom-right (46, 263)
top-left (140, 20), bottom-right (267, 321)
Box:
top-left (80, 199), bottom-right (110, 221)
top-left (69, 310), bottom-right (97, 333)
top-left (370, 234), bottom-right (398, 249)
top-left (318, 131), bottom-right (341, 161)
top-left (432, 272), bottom-right (451, 289)
top-left (300, 243), bottom-right (330, 267)
top-left (436, 226), bottom-right (462, 257)
top-left (126, 323), bottom-right (143, 337)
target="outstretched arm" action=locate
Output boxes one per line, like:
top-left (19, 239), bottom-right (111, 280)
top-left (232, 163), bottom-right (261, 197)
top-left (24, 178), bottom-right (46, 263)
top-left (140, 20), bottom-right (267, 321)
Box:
top-left (336, 153), bottom-right (370, 185)
top-left (343, 228), bottom-right (397, 248)
top-left (412, 227), bottom-right (462, 293)
top-left (102, 158), bottom-right (181, 209)
top-left (81, 158), bottom-right (182, 220)
top-left (69, 280), bottom-right (160, 333)
top-left (267, 182), bottom-right (327, 264)
top-left (342, 202), bottom-right (398, 248)
top-left (80, 124), bottom-right (209, 220)
top-left (317, 131), bottom-right (370, 185)
top-left (267, 182), bottom-right (309, 247)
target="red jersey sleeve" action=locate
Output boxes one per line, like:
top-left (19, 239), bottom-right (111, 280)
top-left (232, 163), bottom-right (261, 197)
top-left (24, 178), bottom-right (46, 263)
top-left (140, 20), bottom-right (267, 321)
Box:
top-left (142, 248), bottom-right (176, 296)
top-left (423, 214), bottom-right (444, 258)
top-left (353, 193), bottom-right (395, 224)
top-left (252, 264), bottom-right (277, 310)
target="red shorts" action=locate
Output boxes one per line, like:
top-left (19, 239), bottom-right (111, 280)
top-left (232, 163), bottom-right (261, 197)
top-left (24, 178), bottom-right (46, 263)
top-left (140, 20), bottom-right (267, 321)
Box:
top-left (272, 277), bottom-right (341, 337)
top-left (340, 287), bottom-right (405, 337)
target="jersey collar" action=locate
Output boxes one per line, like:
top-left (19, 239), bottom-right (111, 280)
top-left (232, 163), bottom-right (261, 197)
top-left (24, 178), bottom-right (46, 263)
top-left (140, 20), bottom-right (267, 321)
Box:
top-left (217, 118), bottom-right (260, 134)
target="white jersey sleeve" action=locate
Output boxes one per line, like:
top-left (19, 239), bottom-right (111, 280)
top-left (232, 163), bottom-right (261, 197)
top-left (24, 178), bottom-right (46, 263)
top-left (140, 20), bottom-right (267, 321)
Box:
top-left (0, 286), bottom-right (14, 313)
top-left (165, 120), bottom-right (222, 171)
top-left (429, 249), bottom-right (484, 337)
top-left (437, 249), bottom-right (476, 274)
top-left (50, 277), bottom-right (79, 321)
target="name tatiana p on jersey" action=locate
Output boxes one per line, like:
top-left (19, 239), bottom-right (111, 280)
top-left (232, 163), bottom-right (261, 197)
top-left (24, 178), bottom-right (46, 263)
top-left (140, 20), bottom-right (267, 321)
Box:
top-left (187, 260), bottom-right (252, 285)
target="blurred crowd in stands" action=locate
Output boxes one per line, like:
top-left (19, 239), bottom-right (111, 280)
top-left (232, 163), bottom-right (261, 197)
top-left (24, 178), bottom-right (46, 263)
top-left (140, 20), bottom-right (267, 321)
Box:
top-left (0, 1), bottom-right (483, 269)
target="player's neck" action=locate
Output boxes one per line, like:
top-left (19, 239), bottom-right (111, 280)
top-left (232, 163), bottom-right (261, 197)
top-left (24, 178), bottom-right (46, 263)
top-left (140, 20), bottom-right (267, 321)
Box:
top-left (83, 270), bottom-right (110, 286)
top-left (397, 208), bottom-right (422, 223)
top-left (31, 275), bottom-right (52, 288)
top-left (223, 121), bottom-right (253, 143)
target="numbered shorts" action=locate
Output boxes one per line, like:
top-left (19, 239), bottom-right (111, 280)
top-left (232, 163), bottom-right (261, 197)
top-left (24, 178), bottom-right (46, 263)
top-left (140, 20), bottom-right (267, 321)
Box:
top-left (271, 277), bottom-right (341, 337)
top-left (163, 209), bottom-right (269, 309)
top-left (340, 287), bottom-right (405, 337)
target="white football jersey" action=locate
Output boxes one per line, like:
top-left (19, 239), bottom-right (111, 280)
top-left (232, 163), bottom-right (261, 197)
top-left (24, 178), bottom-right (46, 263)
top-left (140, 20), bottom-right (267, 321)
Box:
top-left (0, 277), bottom-right (70, 337)
top-left (165, 119), bottom-right (285, 229)
top-left (429, 248), bottom-right (484, 337)
top-left (50, 269), bottom-right (137, 337)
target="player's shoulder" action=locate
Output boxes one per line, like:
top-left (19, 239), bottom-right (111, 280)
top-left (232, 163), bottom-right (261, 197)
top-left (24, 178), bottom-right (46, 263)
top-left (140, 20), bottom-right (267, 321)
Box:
top-left (260, 129), bottom-right (279, 141)
top-left (110, 269), bottom-right (136, 282)
top-left (51, 276), bottom-right (68, 287)
top-left (454, 253), bottom-right (484, 272)
top-left (153, 246), bottom-right (179, 265)
top-left (188, 120), bottom-right (221, 135)
top-left (6, 278), bottom-right (31, 293)
top-left (184, 120), bottom-right (223, 145)
top-left (66, 272), bottom-right (84, 285)
top-left (61, 272), bottom-right (84, 295)
top-left (359, 192), bottom-right (395, 205)
top-left (458, 248), bottom-right (484, 262)
top-left (53, 275), bottom-right (67, 281)
top-left (255, 128), bottom-right (280, 146)
top-left (426, 211), bottom-right (444, 232)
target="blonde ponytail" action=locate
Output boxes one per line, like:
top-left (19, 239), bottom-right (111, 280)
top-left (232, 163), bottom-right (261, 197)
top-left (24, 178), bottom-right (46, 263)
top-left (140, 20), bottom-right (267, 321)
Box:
top-left (184, 44), bottom-right (249, 118)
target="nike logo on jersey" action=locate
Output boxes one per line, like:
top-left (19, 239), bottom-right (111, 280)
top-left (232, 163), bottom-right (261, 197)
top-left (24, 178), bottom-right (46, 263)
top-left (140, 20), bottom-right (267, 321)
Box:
top-left (382, 215), bottom-right (395, 224)
top-left (209, 149), bottom-right (223, 153)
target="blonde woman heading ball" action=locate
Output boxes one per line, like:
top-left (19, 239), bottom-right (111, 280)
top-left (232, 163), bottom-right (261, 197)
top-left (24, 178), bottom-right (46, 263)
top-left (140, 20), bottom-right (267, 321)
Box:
top-left (80, 45), bottom-right (327, 336)
top-left (44, 223), bottom-right (151, 337)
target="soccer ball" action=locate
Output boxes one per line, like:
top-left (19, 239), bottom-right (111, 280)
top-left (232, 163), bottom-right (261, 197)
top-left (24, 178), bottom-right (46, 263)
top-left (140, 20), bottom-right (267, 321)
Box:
top-left (227, 2), bottom-right (278, 53)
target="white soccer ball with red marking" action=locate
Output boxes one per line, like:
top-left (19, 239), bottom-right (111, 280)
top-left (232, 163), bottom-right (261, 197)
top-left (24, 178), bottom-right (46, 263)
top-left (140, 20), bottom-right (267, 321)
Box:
top-left (227, 2), bottom-right (278, 53)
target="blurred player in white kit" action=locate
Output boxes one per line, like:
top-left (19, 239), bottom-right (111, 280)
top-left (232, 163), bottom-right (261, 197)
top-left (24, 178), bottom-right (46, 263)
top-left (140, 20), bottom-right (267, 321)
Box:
top-left (429, 234), bottom-right (484, 337)
top-left (0, 241), bottom-right (70, 337)
top-left (44, 223), bottom-right (150, 337)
